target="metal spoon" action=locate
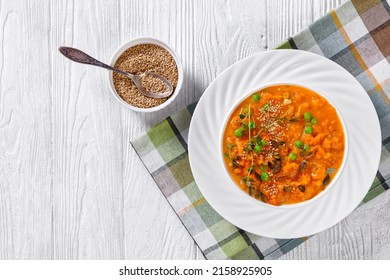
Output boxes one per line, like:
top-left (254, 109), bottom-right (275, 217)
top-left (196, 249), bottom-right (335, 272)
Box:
top-left (58, 46), bottom-right (173, 98)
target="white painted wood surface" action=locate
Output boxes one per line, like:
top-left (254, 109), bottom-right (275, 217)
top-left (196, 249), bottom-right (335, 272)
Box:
top-left (0, 0), bottom-right (389, 260)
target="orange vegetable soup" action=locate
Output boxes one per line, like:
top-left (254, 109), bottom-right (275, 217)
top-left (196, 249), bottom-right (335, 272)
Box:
top-left (222, 84), bottom-right (345, 206)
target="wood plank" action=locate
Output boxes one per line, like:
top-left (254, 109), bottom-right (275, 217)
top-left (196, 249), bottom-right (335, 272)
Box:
top-left (193, 0), bottom-right (267, 90)
top-left (0, 0), bottom-right (53, 259)
top-left (51, 0), bottom-right (124, 259)
top-left (266, 0), bottom-right (346, 49)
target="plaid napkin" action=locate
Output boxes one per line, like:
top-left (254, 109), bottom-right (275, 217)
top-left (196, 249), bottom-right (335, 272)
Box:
top-left (131, 0), bottom-right (390, 260)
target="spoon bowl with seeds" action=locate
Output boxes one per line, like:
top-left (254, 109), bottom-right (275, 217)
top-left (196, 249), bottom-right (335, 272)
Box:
top-left (59, 46), bottom-right (173, 99)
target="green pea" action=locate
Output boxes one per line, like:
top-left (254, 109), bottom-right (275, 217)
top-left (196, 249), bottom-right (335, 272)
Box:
top-left (303, 112), bottom-right (312, 121)
top-left (311, 118), bottom-right (318, 125)
top-left (254, 145), bottom-right (262, 153)
top-left (304, 144), bottom-right (310, 152)
top-left (263, 103), bottom-right (269, 112)
top-left (294, 140), bottom-right (303, 149)
top-left (234, 128), bottom-right (243, 137)
top-left (304, 125), bottom-right (313, 134)
top-left (249, 121), bottom-right (256, 129)
top-left (252, 94), bottom-right (260, 102)
top-left (261, 172), bottom-right (270, 181)
top-left (289, 153), bottom-right (297, 161)
top-left (260, 139), bottom-right (267, 146)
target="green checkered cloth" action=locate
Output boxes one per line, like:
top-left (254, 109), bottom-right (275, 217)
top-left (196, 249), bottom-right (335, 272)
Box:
top-left (131, 0), bottom-right (390, 260)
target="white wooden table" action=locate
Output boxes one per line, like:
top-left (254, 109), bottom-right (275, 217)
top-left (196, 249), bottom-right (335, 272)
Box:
top-left (1, 0), bottom-right (390, 260)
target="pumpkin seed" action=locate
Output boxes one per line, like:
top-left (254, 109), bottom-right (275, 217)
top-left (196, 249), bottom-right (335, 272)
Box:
top-left (273, 159), bottom-right (282, 165)
top-left (255, 191), bottom-right (267, 202)
top-left (323, 174), bottom-right (331, 186)
top-left (273, 164), bottom-right (282, 174)
top-left (254, 172), bottom-right (262, 181)
top-left (299, 161), bottom-right (307, 172)
top-left (271, 140), bottom-right (279, 148)
top-left (232, 159), bottom-right (241, 168)
top-left (268, 161), bottom-right (275, 169)
top-left (260, 192), bottom-right (267, 202)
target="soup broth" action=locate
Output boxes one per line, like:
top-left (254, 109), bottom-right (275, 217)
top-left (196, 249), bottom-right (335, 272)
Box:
top-left (222, 85), bottom-right (345, 206)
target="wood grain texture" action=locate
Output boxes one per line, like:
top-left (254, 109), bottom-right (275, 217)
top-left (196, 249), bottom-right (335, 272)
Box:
top-left (50, 0), bottom-right (125, 259)
top-left (0, 0), bottom-right (389, 260)
top-left (0, 0), bottom-right (53, 259)
top-left (267, 0), bottom-right (346, 49)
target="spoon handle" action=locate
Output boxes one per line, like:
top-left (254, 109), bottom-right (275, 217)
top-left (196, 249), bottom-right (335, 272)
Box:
top-left (58, 46), bottom-right (133, 77)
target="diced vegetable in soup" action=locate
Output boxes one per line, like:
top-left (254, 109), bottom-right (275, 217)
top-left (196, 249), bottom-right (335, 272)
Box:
top-left (222, 85), bottom-right (345, 206)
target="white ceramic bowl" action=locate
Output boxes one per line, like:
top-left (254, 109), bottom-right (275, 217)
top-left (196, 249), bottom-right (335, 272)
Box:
top-left (188, 50), bottom-right (381, 238)
top-left (107, 37), bottom-right (183, 113)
